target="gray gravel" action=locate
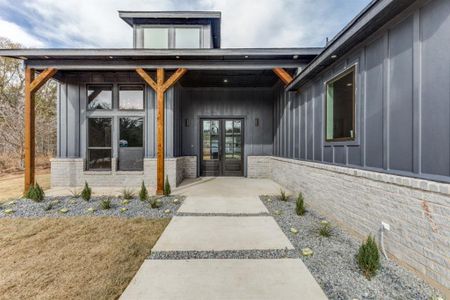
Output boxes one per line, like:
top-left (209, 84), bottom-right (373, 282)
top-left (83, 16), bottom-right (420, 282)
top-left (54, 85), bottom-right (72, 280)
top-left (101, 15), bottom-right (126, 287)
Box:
top-left (150, 249), bottom-right (298, 260)
top-left (0, 195), bottom-right (184, 219)
top-left (261, 195), bottom-right (443, 300)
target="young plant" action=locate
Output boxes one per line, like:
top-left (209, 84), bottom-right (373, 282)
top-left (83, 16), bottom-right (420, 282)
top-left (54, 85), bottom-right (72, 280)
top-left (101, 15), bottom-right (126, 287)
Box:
top-left (357, 235), bottom-right (380, 280)
top-left (100, 198), bottom-right (112, 210)
top-left (149, 197), bottom-right (162, 209)
top-left (122, 188), bottom-right (135, 200)
top-left (318, 221), bottom-right (332, 237)
top-left (70, 188), bottom-right (81, 199)
top-left (296, 193), bottom-right (306, 216)
top-left (25, 183), bottom-right (45, 202)
top-left (81, 181), bottom-right (92, 201)
top-left (164, 175), bottom-right (171, 196)
top-left (279, 189), bottom-right (288, 201)
top-left (139, 181), bottom-right (148, 201)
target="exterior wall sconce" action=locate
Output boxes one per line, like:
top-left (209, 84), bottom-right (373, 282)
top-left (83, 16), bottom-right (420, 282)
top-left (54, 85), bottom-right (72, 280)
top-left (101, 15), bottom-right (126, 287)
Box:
top-left (185, 119), bottom-right (190, 127)
top-left (255, 118), bottom-right (259, 127)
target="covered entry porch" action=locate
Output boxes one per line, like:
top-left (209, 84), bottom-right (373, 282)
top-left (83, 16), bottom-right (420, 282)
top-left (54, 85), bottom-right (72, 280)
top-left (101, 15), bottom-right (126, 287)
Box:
top-left (6, 48), bottom-right (320, 193)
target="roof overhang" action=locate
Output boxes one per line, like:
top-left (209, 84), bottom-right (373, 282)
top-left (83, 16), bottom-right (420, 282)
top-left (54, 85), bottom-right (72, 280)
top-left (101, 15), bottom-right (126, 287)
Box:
top-left (286, 0), bottom-right (420, 91)
top-left (119, 11), bottom-right (222, 48)
top-left (0, 48), bottom-right (322, 71)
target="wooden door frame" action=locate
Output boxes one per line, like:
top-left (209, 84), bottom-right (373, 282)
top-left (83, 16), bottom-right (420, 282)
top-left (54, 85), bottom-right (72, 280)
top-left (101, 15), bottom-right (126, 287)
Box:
top-left (199, 117), bottom-right (244, 177)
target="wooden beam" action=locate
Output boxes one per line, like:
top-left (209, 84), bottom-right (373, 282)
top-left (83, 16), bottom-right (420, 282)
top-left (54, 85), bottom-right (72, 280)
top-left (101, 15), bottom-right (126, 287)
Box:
top-left (162, 68), bottom-right (187, 92)
top-left (24, 68), bottom-right (35, 193)
top-left (30, 68), bottom-right (57, 94)
top-left (136, 68), bottom-right (158, 91)
top-left (136, 67), bottom-right (187, 194)
top-left (156, 68), bottom-right (165, 195)
top-left (272, 68), bottom-right (294, 86)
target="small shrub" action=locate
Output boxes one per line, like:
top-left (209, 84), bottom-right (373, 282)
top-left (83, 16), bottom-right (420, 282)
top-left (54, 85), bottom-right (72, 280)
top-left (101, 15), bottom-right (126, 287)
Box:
top-left (296, 193), bottom-right (306, 216)
top-left (100, 198), bottom-right (112, 210)
top-left (81, 181), bottom-right (92, 201)
top-left (122, 188), bottom-right (135, 200)
top-left (279, 189), bottom-right (288, 201)
top-left (43, 202), bottom-right (53, 211)
top-left (70, 188), bottom-right (81, 199)
top-left (139, 181), bottom-right (149, 201)
top-left (318, 221), bottom-right (332, 237)
top-left (149, 197), bottom-right (162, 209)
top-left (25, 183), bottom-right (45, 202)
top-left (164, 175), bottom-right (171, 196)
top-left (357, 235), bottom-right (380, 279)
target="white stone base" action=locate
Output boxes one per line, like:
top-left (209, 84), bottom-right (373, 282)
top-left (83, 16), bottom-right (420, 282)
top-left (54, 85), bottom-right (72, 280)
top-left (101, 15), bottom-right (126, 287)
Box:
top-left (50, 156), bottom-right (197, 188)
top-left (247, 155), bottom-right (450, 290)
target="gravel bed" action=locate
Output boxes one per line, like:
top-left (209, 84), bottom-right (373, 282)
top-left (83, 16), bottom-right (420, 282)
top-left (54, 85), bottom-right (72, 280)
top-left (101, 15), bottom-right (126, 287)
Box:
top-left (0, 195), bottom-right (184, 219)
top-left (261, 195), bottom-right (443, 300)
top-left (150, 249), bottom-right (298, 260)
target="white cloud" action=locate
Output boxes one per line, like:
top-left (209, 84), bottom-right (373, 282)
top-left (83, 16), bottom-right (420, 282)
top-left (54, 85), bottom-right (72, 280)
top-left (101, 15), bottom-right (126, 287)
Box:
top-left (0, 0), bottom-right (370, 48)
top-left (0, 18), bottom-right (45, 47)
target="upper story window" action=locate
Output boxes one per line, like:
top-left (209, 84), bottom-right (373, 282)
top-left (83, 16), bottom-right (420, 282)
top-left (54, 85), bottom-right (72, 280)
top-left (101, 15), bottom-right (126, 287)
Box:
top-left (139, 26), bottom-right (204, 49)
top-left (143, 28), bottom-right (169, 49)
top-left (325, 66), bottom-right (356, 141)
top-left (175, 28), bottom-right (201, 48)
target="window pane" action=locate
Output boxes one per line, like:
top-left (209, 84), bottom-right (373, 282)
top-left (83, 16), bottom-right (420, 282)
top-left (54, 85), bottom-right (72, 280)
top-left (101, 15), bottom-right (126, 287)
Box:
top-left (175, 28), bottom-right (201, 48)
top-left (119, 85), bottom-right (144, 110)
top-left (88, 118), bottom-right (111, 147)
top-left (88, 149), bottom-right (111, 170)
top-left (326, 70), bottom-right (355, 140)
top-left (87, 85), bottom-right (112, 110)
top-left (119, 117), bottom-right (143, 147)
top-left (143, 28), bottom-right (169, 48)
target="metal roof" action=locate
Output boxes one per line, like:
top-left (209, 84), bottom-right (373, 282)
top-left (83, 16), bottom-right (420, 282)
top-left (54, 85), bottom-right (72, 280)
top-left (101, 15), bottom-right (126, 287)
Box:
top-left (119, 11), bottom-right (222, 48)
top-left (287, 0), bottom-right (417, 90)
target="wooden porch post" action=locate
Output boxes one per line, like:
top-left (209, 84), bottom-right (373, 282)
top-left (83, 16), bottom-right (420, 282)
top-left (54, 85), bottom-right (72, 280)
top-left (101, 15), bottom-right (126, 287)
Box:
top-left (136, 68), bottom-right (187, 194)
top-left (24, 67), bottom-right (57, 192)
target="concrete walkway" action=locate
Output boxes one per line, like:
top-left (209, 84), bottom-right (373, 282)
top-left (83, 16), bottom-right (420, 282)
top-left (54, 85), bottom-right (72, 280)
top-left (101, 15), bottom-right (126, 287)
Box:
top-left (121, 178), bottom-right (327, 300)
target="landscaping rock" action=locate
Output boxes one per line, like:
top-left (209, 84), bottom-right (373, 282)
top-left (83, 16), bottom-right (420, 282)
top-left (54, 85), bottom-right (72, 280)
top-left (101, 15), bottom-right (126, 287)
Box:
top-left (301, 247), bottom-right (313, 257)
top-left (122, 200), bottom-right (130, 205)
top-left (60, 208), bottom-right (69, 214)
top-left (164, 209), bottom-right (171, 214)
top-left (4, 209), bottom-right (15, 214)
top-left (87, 207), bottom-right (96, 213)
top-left (290, 227), bottom-right (299, 234)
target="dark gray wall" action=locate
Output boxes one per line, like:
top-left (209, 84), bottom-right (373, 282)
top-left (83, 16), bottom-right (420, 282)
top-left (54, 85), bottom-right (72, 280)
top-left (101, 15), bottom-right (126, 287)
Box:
top-left (274, 0), bottom-right (450, 182)
top-left (178, 87), bottom-right (274, 176)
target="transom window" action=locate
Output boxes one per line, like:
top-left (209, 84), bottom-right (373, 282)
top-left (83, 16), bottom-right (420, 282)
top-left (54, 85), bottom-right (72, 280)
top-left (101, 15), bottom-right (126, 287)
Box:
top-left (87, 85), bottom-right (112, 110)
top-left (119, 85), bottom-right (144, 110)
top-left (325, 66), bottom-right (356, 141)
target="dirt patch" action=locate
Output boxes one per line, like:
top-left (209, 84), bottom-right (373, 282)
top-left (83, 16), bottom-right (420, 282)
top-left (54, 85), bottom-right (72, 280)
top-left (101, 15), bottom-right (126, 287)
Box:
top-left (0, 169), bottom-right (50, 203)
top-left (0, 217), bottom-right (170, 300)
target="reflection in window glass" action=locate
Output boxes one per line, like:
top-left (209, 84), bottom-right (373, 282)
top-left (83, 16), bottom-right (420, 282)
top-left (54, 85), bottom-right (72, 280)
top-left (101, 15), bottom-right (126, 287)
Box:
top-left (326, 68), bottom-right (355, 141)
top-left (87, 85), bottom-right (112, 110)
top-left (119, 117), bottom-right (144, 171)
top-left (175, 28), bottom-right (201, 48)
top-left (202, 120), bottom-right (220, 160)
top-left (225, 120), bottom-right (241, 159)
top-left (119, 85), bottom-right (144, 110)
top-left (143, 28), bottom-right (169, 48)
top-left (88, 118), bottom-right (112, 170)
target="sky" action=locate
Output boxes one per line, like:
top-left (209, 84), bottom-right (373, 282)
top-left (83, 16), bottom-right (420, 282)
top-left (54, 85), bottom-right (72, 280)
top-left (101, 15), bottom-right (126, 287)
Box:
top-left (0, 0), bottom-right (371, 48)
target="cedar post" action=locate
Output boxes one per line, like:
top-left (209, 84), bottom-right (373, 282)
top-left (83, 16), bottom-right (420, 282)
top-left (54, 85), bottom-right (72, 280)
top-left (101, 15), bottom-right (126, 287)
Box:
top-left (136, 68), bottom-right (187, 194)
top-left (24, 67), bottom-right (57, 193)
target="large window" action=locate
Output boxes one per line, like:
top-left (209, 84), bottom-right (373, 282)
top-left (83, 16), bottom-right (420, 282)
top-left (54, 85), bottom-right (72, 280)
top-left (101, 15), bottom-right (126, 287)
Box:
top-left (325, 67), bottom-right (356, 141)
top-left (87, 85), bottom-right (112, 110)
top-left (119, 85), bottom-right (144, 110)
top-left (88, 118), bottom-right (112, 170)
top-left (143, 28), bottom-right (169, 48)
top-left (175, 28), bottom-right (201, 48)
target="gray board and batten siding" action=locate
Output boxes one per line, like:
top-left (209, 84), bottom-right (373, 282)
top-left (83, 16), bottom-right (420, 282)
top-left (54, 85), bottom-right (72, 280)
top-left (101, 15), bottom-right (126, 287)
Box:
top-left (274, 0), bottom-right (450, 183)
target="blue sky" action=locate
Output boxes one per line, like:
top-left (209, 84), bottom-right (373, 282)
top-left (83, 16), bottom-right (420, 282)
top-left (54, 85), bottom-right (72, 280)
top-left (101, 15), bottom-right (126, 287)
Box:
top-left (0, 0), bottom-right (371, 48)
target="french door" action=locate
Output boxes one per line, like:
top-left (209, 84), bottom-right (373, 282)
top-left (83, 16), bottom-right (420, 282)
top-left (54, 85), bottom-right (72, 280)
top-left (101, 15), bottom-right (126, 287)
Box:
top-left (200, 119), bottom-right (244, 176)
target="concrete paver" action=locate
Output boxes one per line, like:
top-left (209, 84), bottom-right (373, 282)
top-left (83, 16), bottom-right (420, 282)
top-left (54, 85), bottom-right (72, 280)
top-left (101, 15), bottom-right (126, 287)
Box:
top-left (177, 195), bottom-right (269, 214)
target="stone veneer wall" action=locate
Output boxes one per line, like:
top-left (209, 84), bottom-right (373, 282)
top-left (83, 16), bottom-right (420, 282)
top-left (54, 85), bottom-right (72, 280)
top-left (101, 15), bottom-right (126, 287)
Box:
top-left (247, 156), bottom-right (450, 290)
top-left (51, 156), bottom-right (197, 188)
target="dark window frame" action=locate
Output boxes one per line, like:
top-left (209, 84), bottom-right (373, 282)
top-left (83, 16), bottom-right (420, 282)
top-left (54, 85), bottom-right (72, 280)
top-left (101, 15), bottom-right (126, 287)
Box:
top-left (86, 84), bottom-right (113, 111)
top-left (324, 65), bottom-right (356, 142)
top-left (118, 84), bottom-right (145, 111)
top-left (87, 117), bottom-right (112, 171)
